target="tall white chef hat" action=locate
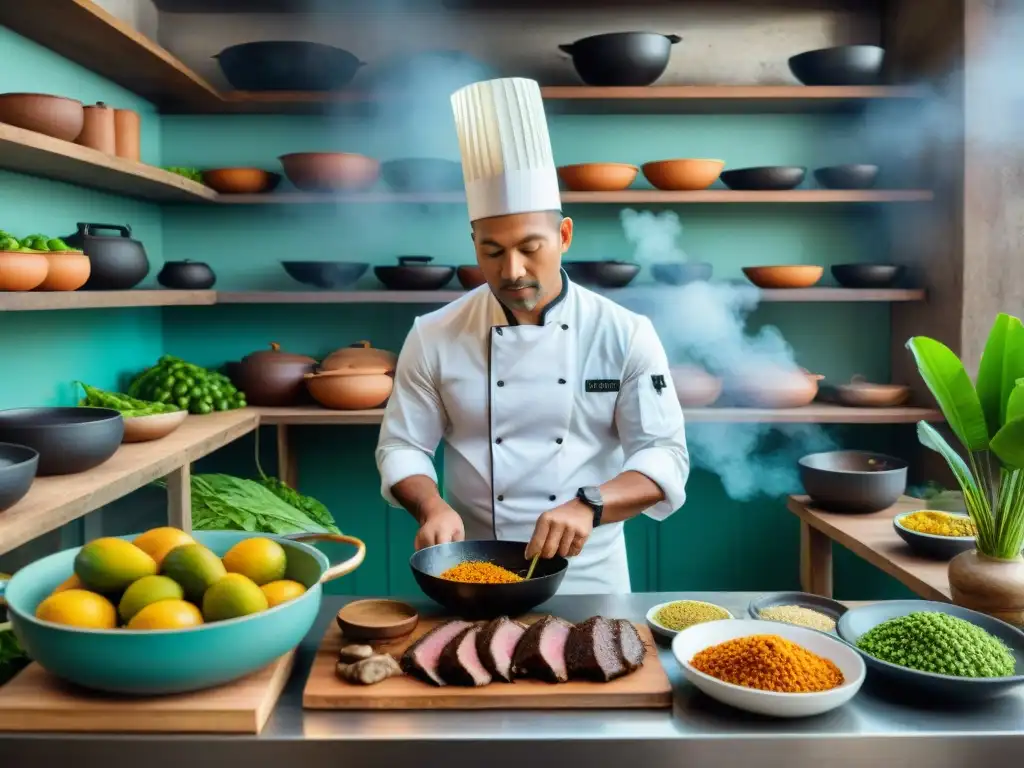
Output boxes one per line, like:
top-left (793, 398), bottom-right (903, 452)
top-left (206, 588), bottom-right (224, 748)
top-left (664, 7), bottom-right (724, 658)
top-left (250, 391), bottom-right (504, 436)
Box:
top-left (450, 77), bottom-right (562, 223)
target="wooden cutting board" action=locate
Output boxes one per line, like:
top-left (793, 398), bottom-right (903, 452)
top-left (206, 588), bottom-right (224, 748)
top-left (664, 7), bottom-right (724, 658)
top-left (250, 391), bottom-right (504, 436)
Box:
top-left (303, 617), bottom-right (672, 710)
top-left (0, 651), bottom-right (294, 734)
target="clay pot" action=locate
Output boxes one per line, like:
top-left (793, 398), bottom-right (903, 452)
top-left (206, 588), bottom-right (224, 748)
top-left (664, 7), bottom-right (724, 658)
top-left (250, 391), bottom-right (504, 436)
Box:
top-left (321, 340), bottom-right (398, 372)
top-left (279, 152), bottom-right (380, 192)
top-left (305, 367), bottom-right (394, 410)
top-left (729, 367), bottom-right (823, 408)
top-left (834, 375), bottom-right (911, 407)
top-left (557, 163), bottom-right (638, 192)
top-left (742, 265), bottom-right (824, 289)
top-left (201, 168), bottom-right (282, 195)
top-left (114, 109), bottom-right (141, 161)
top-left (77, 102), bottom-right (116, 154)
top-left (0, 93), bottom-right (84, 142)
top-left (948, 550), bottom-right (1024, 627)
top-left (35, 250), bottom-right (90, 292)
top-left (232, 342), bottom-right (317, 407)
top-left (642, 159), bottom-right (725, 191)
top-left (457, 265), bottom-right (487, 290)
top-left (0, 251), bottom-right (49, 291)
top-left (670, 365), bottom-right (722, 407)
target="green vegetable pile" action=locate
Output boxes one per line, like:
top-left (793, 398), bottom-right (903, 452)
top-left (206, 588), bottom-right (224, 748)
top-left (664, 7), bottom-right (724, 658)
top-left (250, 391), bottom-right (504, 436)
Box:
top-left (77, 381), bottom-right (183, 418)
top-left (164, 166), bottom-right (204, 184)
top-left (0, 229), bottom-right (79, 254)
top-left (128, 356), bottom-right (247, 415)
top-left (856, 611), bottom-right (1016, 678)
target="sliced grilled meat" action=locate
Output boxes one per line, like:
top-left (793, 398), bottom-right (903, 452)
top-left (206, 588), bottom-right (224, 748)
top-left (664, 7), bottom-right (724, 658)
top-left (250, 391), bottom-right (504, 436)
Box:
top-left (511, 615), bottom-right (573, 683)
top-left (400, 619), bottom-right (472, 686)
top-left (476, 616), bottom-right (527, 683)
top-left (566, 616), bottom-right (628, 682)
top-left (614, 618), bottom-right (646, 672)
top-left (438, 624), bottom-right (492, 687)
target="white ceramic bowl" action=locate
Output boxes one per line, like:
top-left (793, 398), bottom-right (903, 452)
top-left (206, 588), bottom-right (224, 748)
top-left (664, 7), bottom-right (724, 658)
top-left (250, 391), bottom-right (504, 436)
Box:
top-left (671, 618), bottom-right (865, 718)
top-left (646, 600), bottom-right (734, 641)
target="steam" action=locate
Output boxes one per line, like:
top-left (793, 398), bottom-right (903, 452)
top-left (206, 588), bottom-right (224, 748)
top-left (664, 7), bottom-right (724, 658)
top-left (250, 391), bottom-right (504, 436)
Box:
top-left (619, 209), bottom-right (836, 501)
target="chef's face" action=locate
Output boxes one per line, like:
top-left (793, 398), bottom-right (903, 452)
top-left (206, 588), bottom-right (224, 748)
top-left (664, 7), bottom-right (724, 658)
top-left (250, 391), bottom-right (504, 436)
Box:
top-left (472, 211), bottom-right (573, 315)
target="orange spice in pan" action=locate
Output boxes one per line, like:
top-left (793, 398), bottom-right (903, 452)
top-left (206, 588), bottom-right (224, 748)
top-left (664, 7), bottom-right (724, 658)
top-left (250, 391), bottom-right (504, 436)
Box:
top-left (439, 560), bottom-right (524, 584)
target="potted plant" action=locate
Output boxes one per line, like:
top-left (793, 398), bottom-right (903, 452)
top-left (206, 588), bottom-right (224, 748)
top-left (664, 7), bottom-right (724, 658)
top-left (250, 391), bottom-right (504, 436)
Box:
top-left (907, 313), bottom-right (1024, 625)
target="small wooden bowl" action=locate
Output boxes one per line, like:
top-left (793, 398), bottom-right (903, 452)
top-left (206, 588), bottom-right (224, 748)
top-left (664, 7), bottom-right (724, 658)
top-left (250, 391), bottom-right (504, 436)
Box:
top-left (336, 598), bottom-right (419, 642)
top-left (835, 375), bottom-right (911, 407)
top-left (122, 410), bottom-right (188, 443)
top-left (201, 168), bottom-right (282, 194)
top-left (557, 162), bottom-right (638, 191)
top-left (742, 265), bottom-right (824, 289)
top-left (642, 159), bottom-right (725, 191)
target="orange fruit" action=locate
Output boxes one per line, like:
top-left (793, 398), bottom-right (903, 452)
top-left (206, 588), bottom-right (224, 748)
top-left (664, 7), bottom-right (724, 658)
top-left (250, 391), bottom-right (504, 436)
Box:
top-left (132, 527), bottom-right (195, 567)
top-left (260, 579), bottom-right (306, 608)
top-left (126, 599), bottom-right (203, 630)
top-left (35, 589), bottom-right (117, 629)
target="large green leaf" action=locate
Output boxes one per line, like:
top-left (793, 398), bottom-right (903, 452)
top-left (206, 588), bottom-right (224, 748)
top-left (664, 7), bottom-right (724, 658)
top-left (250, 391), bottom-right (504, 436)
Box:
top-left (975, 313), bottom-right (1024, 437)
top-left (906, 336), bottom-right (990, 451)
top-left (1007, 381), bottom-right (1024, 423)
top-left (991, 417), bottom-right (1024, 469)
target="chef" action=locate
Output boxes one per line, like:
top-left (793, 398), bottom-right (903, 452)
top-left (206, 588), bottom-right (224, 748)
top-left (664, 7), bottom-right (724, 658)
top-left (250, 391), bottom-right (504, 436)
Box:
top-left (374, 76), bottom-right (689, 594)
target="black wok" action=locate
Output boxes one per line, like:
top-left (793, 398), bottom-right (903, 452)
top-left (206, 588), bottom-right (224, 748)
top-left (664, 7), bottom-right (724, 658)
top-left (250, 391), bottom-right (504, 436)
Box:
top-left (410, 540), bottom-right (568, 620)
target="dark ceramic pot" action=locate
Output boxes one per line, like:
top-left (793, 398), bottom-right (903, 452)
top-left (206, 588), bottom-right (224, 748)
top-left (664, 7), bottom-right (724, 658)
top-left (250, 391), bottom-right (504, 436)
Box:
top-left (720, 166), bottom-right (807, 191)
top-left (788, 45), bottom-right (885, 86)
top-left (281, 261), bottom-right (369, 289)
top-left (230, 342), bottom-right (317, 407)
top-left (214, 41), bottom-right (365, 91)
top-left (63, 223), bottom-right (149, 291)
top-left (375, 256), bottom-right (455, 291)
top-left (814, 164), bottom-right (879, 190)
top-left (158, 260), bottom-right (216, 290)
top-left (559, 32), bottom-right (682, 87)
top-left (799, 450), bottom-right (908, 513)
top-left (0, 408), bottom-right (123, 476)
top-left (563, 260), bottom-right (640, 288)
top-left (0, 442), bottom-right (39, 511)
top-left (831, 263), bottom-right (905, 289)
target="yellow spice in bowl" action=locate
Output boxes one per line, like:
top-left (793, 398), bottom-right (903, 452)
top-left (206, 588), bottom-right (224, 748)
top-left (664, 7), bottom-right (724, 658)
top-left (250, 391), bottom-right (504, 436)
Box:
top-left (899, 510), bottom-right (976, 537)
top-left (655, 600), bottom-right (730, 631)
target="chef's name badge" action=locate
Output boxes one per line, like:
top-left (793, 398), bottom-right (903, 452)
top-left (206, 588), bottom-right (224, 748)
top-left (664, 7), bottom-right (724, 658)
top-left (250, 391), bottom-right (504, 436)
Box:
top-left (585, 379), bottom-right (620, 393)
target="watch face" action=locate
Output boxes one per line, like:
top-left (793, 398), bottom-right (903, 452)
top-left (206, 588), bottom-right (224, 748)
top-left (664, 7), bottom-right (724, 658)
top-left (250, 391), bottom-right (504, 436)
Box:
top-left (581, 487), bottom-right (602, 507)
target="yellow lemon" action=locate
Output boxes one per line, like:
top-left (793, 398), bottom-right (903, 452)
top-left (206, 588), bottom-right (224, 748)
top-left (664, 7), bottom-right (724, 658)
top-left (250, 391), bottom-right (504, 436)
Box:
top-left (260, 579), bottom-right (307, 608)
top-left (132, 527), bottom-right (195, 567)
top-left (160, 543), bottom-right (227, 603)
top-left (127, 599), bottom-right (204, 630)
top-left (118, 575), bottom-right (185, 623)
top-left (74, 538), bottom-right (158, 593)
top-left (35, 589), bottom-right (117, 629)
top-left (51, 573), bottom-right (83, 595)
top-left (221, 537), bottom-right (287, 586)
top-left (202, 573), bottom-right (269, 622)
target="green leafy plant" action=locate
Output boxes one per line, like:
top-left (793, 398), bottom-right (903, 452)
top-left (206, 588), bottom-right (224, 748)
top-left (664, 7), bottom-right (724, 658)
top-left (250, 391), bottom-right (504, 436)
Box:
top-left (907, 313), bottom-right (1024, 558)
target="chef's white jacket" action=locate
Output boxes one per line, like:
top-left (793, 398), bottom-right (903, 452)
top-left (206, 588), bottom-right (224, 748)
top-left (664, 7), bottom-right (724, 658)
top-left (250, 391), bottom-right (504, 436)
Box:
top-left (375, 272), bottom-right (690, 594)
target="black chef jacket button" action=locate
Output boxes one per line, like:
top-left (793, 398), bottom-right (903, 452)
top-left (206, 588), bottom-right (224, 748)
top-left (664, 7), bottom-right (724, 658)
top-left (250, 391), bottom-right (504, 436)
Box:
top-left (556, 437), bottom-right (563, 444)
top-left (496, 327), bottom-right (503, 336)
top-left (496, 437), bottom-right (503, 444)
top-left (497, 494), bottom-right (504, 501)
top-left (548, 494), bottom-right (556, 501)
top-left (497, 380), bottom-right (505, 387)
top-left (558, 378), bottom-right (566, 384)
top-left (561, 324), bottom-right (569, 330)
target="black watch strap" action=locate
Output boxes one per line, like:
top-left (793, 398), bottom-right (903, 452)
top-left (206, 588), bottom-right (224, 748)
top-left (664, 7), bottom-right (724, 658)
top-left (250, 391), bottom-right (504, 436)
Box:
top-left (577, 486), bottom-right (604, 528)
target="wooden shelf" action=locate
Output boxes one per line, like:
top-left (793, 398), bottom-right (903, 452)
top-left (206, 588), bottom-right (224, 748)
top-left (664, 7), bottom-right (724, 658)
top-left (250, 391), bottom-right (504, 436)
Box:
top-left (0, 410), bottom-right (257, 557)
top-left (0, 123), bottom-right (216, 203)
top-left (253, 404), bottom-right (942, 426)
top-left (0, 291), bottom-right (217, 312)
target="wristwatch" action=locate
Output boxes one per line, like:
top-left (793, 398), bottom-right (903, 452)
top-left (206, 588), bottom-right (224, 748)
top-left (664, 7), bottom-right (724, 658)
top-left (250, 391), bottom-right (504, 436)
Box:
top-left (576, 486), bottom-right (604, 528)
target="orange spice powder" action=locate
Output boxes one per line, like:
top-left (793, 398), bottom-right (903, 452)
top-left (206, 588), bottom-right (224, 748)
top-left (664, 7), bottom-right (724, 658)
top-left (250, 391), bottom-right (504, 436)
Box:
top-left (690, 634), bottom-right (844, 693)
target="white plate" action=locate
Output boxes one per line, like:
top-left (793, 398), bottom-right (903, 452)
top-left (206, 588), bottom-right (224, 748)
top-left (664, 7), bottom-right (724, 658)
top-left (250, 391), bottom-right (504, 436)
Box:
top-left (671, 618), bottom-right (865, 718)
top-left (645, 600), bottom-right (734, 641)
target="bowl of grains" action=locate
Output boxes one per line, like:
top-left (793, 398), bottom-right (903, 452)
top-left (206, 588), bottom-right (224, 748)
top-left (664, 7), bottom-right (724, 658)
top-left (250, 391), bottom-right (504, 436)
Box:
top-left (646, 599), bottom-right (733, 641)
top-left (672, 618), bottom-right (865, 717)
top-left (892, 510), bottom-right (977, 560)
top-left (837, 600), bottom-right (1024, 701)
top-left (748, 591), bottom-right (847, 634)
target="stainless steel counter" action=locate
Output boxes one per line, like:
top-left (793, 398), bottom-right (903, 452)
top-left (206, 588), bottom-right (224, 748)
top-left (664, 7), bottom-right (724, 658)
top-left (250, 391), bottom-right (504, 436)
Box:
top-left (5, 592), bottom-right (1024, 767)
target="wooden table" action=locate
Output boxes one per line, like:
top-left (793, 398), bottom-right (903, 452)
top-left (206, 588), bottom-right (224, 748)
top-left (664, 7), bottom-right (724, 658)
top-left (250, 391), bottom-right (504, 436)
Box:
top-left (787, 494), bottom-right (951, 602)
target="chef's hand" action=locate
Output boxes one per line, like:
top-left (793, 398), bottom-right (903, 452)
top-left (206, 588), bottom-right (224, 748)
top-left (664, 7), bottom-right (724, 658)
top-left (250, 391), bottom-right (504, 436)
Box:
top-left (413, 500), bottom-right (465, 551)
top-left (525, 500), bottom-right (593, 560)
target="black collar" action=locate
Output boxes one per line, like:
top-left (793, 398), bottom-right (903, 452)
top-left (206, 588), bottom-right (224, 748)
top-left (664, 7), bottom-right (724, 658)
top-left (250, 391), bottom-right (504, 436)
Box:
top-left (498, 268), bottom-right (571, 327)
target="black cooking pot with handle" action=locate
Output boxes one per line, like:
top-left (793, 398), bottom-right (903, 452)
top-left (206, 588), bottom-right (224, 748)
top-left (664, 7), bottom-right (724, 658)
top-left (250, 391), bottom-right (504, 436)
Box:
top-left (214, 41), bottom-right (365, 91)
top-left (559, 32), bottom-right (682, 86)
top-left (63, 223), bottom-right (150, 291)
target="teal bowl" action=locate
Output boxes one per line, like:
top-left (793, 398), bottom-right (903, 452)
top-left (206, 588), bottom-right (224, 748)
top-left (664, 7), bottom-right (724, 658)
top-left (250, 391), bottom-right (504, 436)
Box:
top-left (0, 530), bottom-right (365, 695)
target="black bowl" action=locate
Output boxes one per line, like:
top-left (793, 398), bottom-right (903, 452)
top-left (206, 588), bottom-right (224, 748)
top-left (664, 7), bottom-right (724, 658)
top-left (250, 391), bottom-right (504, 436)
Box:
top-left (559, 32), bottom-right (682, 87)
top-left (814, 164), bottom-right (879, 190)
top-left (563, 261), bottom-right (640, 288)
top-left (0, 408), bottom-right (123, 476)
top-left (410, 540), bottom-right (568, 620)
top-left (651, 262), bottom-right (713, 285)
top-left (892, 511), bottom-right (976, 560)
top-left (720, 166), bottom-right (806, 191)
top-left (831, 264), bottom-right (905, 289)
top-left (837, 600), bottom-right (1024, 702)
top-left (788, 45), bottom-right (885, 86)
top-left (0, 442), bottom-right (39, 511)
top-left (281, 261), bottom-right (370, 289)
top-left (375, 256), bottom-right (455, 291)
top-left (381, 159), bottom-right (464, 193)
top-left (214, 41), bottom-right (364, 91)
top-left (798, 450), bottom-right (908, 513)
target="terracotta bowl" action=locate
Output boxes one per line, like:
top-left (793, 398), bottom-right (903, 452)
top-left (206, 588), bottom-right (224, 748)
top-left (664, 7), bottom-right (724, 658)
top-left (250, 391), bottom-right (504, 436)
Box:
top-left (742, 265), bottom-right (824, 289)
top-left (557, 163), bottom-right (638, 191)
top-left (122, 410), bottom-right (188, 444)
top-left (201, 168), bottom-right (282, 194)
top-left (279, 152), bottom-right (380, 192)
top-left (729, 368), bottom-right (824, 408)
top-left (305, 368), bottom-right (393, 410)
top-left (0, 93), bottom-right (84, 142)
top-left (834, 375), bottom-right (911, 408)
top-left (642, 159), bottom-right (725, 191)
top-left (457, 265), bottom-right (487, 290)
top-left (35, 251), bottom-right (90, 292)
top-left (0, 251), bottom-right (49, 291)
top-left (670, 365), bottom-right (723, 407)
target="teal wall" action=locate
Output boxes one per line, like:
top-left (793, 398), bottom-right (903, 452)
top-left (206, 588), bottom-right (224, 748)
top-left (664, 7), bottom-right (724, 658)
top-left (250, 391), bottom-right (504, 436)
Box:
top-left (0, 25), bottom-right (917, 600)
